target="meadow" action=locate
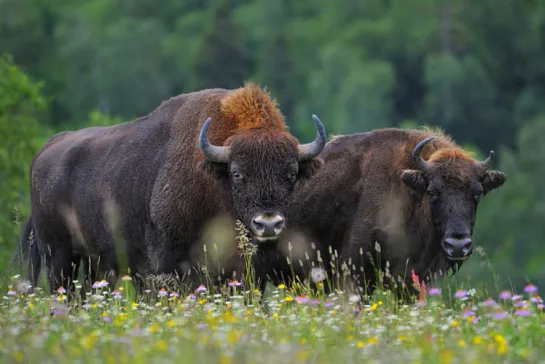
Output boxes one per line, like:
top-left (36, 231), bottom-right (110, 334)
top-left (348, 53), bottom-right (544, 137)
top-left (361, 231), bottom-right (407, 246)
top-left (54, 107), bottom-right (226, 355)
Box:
top-left (0, 235), bottom-right (543, 364)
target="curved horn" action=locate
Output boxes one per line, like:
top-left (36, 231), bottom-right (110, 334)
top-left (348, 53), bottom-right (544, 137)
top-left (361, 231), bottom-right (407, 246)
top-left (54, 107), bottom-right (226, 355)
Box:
top-left (198, 117), bottom-right (230, 163)
top-left (298, 114), bottom-right (327, 161)
top-left (476, 150), bottom-right (494, 170)
top-left (412, 136), bottom-right (434, 171)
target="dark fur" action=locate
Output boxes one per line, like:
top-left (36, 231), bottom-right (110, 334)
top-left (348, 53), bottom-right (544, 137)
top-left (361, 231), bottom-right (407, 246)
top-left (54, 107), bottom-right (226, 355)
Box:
top-left (280, 128), bottom-right (506, 297)
top-left (21, 84), bottom-right (324, 294)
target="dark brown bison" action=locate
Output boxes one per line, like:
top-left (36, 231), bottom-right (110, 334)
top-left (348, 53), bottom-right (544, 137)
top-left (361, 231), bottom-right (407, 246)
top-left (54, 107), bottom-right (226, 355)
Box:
top-left (278, 127), bottom-right (506, 298)
top-left (18, 82), bottom-right (326, 294)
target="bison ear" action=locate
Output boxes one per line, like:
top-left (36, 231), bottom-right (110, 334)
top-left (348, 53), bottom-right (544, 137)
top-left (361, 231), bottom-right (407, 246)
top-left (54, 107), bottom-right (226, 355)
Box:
top-left (401, 169), bottom-right (427, 192)
top-left (482, 170), bottom-right (506, 194)
top-left (198, 160), bottom-right (229, 180)
top-left (298, 158), bottom-right (325, 180)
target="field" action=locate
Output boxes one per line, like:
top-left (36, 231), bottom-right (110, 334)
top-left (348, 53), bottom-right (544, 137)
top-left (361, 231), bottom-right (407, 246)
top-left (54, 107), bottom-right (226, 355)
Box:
top-left (0, 256), bottom-right (543, 364)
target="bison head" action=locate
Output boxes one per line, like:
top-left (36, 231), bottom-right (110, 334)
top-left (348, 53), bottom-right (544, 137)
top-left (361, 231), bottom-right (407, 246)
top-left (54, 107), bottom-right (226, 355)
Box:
top-left (401, 136), bottom-right (506, 262)
top-left (198, 115), bottom-right (326, 242)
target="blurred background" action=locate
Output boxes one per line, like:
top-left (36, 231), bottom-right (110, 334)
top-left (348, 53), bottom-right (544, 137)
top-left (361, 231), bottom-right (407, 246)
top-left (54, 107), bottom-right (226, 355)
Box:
top-left (1, 0), bottom-right (544, 292)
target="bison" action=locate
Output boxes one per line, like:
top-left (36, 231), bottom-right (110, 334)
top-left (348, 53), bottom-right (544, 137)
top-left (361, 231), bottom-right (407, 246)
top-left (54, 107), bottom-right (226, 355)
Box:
top-left (18, 82), bottom-right (326, 295)
top-left (277, 127), bottom-right (506, 298)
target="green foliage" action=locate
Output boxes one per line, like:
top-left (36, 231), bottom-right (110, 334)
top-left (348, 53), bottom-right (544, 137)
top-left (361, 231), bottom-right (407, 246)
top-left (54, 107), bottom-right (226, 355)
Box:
top-left (0, 54), bottom-right (47, 261)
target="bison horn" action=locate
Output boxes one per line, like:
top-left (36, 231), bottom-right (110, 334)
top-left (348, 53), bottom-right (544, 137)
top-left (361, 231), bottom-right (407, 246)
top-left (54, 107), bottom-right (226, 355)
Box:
top-left (198, 117), bottom-right (231, 163)
top-left (298, 114), bottom-right (327, 161)
top-left (412, 136), bottom-right (434, 171)
top-left (476, 150), bottom-right (494, 170)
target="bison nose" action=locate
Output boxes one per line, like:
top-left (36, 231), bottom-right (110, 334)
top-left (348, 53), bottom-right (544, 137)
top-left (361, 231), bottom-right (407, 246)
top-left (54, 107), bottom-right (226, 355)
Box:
top-left (442, 237), bottom-right (473, 260)
top-left (251, 213), bottom-right (285, 240)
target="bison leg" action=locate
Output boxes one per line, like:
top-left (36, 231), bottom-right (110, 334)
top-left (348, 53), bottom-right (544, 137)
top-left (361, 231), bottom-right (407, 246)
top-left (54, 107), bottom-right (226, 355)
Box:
top-left (45, 244), bottom-right (76, 295)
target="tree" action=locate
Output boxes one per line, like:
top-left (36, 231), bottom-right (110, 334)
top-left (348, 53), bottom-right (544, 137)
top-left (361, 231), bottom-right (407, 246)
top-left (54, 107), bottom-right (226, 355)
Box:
top-left (0, 54), bottom-right (47, 266)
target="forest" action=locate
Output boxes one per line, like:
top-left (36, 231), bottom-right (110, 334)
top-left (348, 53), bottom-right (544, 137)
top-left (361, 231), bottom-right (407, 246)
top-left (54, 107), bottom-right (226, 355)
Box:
top-left (1, 0), bottom-right (544, 291)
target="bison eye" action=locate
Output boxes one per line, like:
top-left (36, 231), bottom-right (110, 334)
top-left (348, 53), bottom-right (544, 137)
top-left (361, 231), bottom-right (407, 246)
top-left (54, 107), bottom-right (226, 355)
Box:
top-left (426, 188), bottom-right (438, 201)
top-left (474, 191), bottom-right (483, 202)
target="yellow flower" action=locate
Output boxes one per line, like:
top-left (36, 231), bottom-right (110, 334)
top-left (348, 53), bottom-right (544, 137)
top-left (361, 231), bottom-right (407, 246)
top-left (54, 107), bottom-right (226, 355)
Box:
top-left (368, 337), bottom-right (377, 345)
top-left (458, 340), bottom-right (465, 347)
top-left (284, 296), bottom-right (294, 302)
top-left (80, 333), bottom-right (97, 350)
top-left (12, 351), bottom-right (23, 362)
top-left (219, 354), bottom-right (233, 364)
top-left (378, 301), bottom-right (383, 305)
top-left (357, 340), bottom-right (365, 348)
top-left (167, 320), bottom-right (176, 327)
top-left (399, 335), bottom-right (407, 342)
top-left (272, 313), bottom-right (278, 319)
top-left (370, 303), bottom-right (378, 310)
top-left (495, 334), bottom-right (508, 354)
top-left (450, 320), bottom-right (459, 327)
top-left (227, 330), bottom-right (242, 344)
top-left (439, 349), bottom-right (453, 364)
top-left (148, 324), bottom-right (159, 333)
top-left (278, 284), bottom-right (286, 289)
top-left (198, 299), bottom-right (206, 305)
top-left (156, 339), bottom-right (168, 351)
top-left (295, 351), bottom-right (309, 361)
top-left (472, 336), bottom-right (482, 345)
top-left (246, 309), bottom-right (252, 315)
top-left (301, 338), bottom-right (307, 344)
top-left (348, 335), bottom-right (354, 340)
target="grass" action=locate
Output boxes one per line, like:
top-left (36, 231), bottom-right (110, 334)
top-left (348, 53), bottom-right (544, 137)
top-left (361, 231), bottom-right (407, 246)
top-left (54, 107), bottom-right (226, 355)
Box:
top-left (0, 272), bottom-right (543, 363)
top-left (1, 222), bottom-right (543, 363)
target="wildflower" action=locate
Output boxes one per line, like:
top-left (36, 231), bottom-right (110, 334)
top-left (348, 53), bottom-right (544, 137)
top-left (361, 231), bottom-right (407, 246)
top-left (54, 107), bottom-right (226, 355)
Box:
top-left (495, 334), bottom-right (508, 354)
top-left (349, 295), bottom-right (360, 303)
top-left (147, 324), bottom-right (159, 333)
top-left (102, 316), bottom-right (112, 323)
top-left (367, 337), bottom-right (377, 345)
top-left (481, 298), bottom-right (497, 307)
top-left (57, 287), bottom-right (66, 294)
top-left (450, 320), bottom-right (459, 327)
top-left (112, 290), bottom-right (122, 299)
top-left (188, 294), bottom-right (196, 300)
top-left (7, 289), bottom-right (16, 296)
top-left (170, 292), bottom-right (179, 298)
top-left (428, 287), bottom-right (441, 295)
top-left (495, 311), bottom-right (507, 320)
top-left (295, 296), bottom-right (309, 304)
top-left (277, 284), bottom-right (286, 290)
top-left (530, 296), bottom-right (543, 303)
top-left (311, 299), bottom-right (320, 305)
top-left (158, 288), bottom-right (168, 297)
top-left (310, 267), bottom-right (326, 283)
top-left (324, 300), bottom-right (334, 307)
top-left (196, 284), bottom-right (207, 293)
top-left (167, 320), bottom-right (176, 327)
top-left (472, 336), bottom-right (483, 345)
top-left (284, 296), bottom-right (294, 302)
top-left (100, 279), bottom-right (109, 287)
top-left (524, 283), bottom-right (538, 293)
top-left (92, 281), bottom-right (101, 289)
top-left (458, 339), bottom-right (466, 347)
top-left (498, 291), bottom-right (511, 300)
top-left (538, 304), bottom-right (544, 310)
top-left (156, 340), bottom-right (168, 351)
top-left (454, 289), bottom-right (467, 298)
top-left (462, 309), bottom-right (476, 317)
top-left (356, 340), bottom-right (365, 348)
top-left (515, 309), bottom-right (531, 316)
top-left (228, 280), bottom-right (242, 287)
top-left (121, 275), bottom-right (132, 281)
top-left (511, 295), bottom-right (522, 301)
top-left (17, 280), bottom-right (32, 294)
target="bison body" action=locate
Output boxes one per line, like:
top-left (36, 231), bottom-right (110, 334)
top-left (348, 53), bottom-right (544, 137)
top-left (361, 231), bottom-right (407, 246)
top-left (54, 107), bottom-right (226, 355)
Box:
top-left (282, 128), bottom-right (506, 297)
top-left (21, 83), bottom-right (326, 294)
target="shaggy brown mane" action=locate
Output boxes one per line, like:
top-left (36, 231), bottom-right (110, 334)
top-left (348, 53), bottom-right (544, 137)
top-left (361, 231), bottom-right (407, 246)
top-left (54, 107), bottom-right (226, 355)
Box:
top-left (220, 82), bottom-right (287, 132)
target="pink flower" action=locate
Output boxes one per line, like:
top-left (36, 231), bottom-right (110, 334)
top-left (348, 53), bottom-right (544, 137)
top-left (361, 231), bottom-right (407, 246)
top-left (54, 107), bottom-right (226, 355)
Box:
top-left (7, 289), bottom-right (16, 296)
top-left (195, 284), bottom-right (207, 293)
top-left (228, 280), bottom-right (242, 287)
top-left (454, 290), bottom-right (467, 298)
top-left (428, 287), bottom-right (441, 296)
top-left (524, 283), bottom-right (538, 294)
top-left (498, 291), bottom-right (511, 300)
top-left (57, 287), bottom-right (67, 294)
